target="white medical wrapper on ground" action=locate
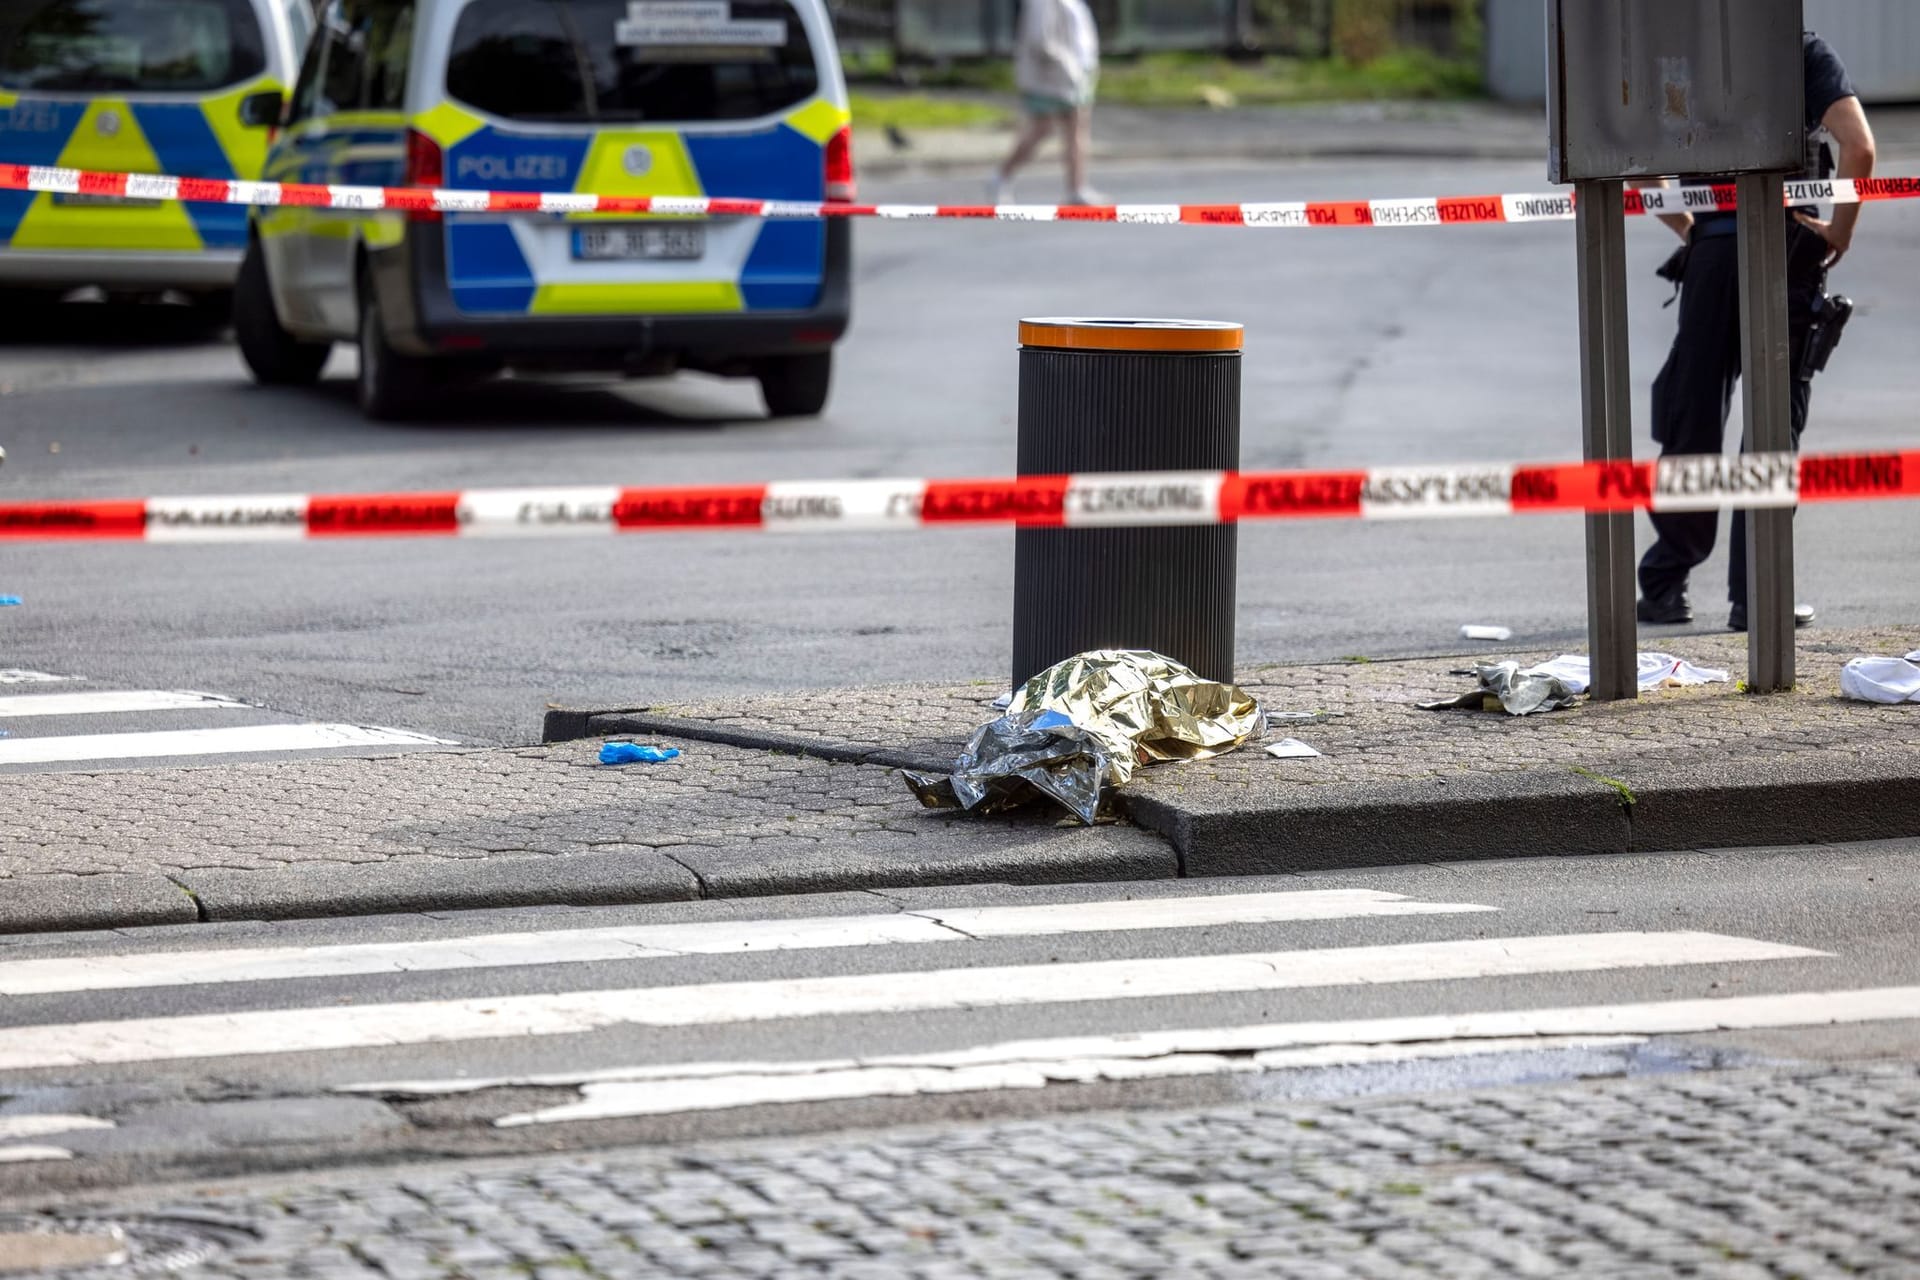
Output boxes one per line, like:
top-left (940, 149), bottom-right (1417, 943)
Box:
top-left (1525, 653), bottom-right (1731, 696)
top-left (1841, 656), bottom-right (1920, 705)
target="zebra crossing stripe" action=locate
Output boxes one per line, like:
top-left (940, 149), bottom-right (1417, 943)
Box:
top-left (331, 985), bottom-right (1920, 1126)
top-left (0, 932), bottom-right (1823, 1071)
top-left (0, 890), bottom-right (1494, 996)
top-left (0, 690), bottom-right (250, 718)
top-left (0, 722), bottom-right (454, 765)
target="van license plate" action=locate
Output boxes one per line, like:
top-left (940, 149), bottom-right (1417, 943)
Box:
top-left (572, 225), bottom-right (705, 261)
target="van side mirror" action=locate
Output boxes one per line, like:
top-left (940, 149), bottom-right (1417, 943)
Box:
top-left (239, 90), bottom-right (285, 128)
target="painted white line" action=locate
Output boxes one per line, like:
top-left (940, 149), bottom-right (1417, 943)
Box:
top-left (0, 932), bottom-right (1824, 1071)
top-left (0, 690), bottom-right (250, 718)
top-left (0, 890), bottom-right (1495, 996)
top-left (0, 722), bottom-right (454, 765)
top-left (341, 984), bottom-right (1920, 1125)
top-left (0, 1146), bottom-right (73, 1163)
top-left (0, 670), bottom-right (79, 685)
top-left (493, 1035), bottom-right (1648, 1126)
top-left (0, 1115), bottom-right (114, 1140)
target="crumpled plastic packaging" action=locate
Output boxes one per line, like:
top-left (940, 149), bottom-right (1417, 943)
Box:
top-left (1420, 660), bottom-right (1584, 716)
top-left (1423, 651), bottom-right (1732, 716)
top-left (0, 595), bottom-right (20, 606)
top-left (1840, 651), bottom-right (1920, 705)
top-left (600, 742), bottom-right (681, 765)
top-left (905, 650), bottom-right (1264, 824)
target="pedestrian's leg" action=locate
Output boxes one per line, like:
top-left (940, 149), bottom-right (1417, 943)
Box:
top-left (1065, 106), bottom-right (1091, 200)
top-left (1639, 235), bottom-right (1741, 614)
top-left (997, 114), bottom-right (1054, 186)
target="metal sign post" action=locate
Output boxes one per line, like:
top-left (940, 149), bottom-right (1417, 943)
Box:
top-left (1573, 180), bottom-right (1638, 702)
top-left (1738, 173), bottom-right (1798, 691)
top-left (1549, 0), bottom-right (1805, 700)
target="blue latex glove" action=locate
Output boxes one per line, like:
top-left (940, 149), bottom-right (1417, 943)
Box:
top-left (0, 596), bottom-right (20, 606)
top-left (600, 742), bottom-right (682, 765)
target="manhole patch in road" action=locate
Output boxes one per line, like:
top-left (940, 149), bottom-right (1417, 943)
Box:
top-left (0, 1214), bottom-right (251, 1275)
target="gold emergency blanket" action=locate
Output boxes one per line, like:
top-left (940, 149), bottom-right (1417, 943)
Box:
top-left (904, 650), bottom-right (1264, 824)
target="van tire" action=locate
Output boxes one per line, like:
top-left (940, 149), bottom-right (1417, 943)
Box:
top-left (235, 244), bottom-right (330, 386)
top-left (758, 351), bottom-right (832, 418)
top-left (356, 287), bottom-right (431, 421)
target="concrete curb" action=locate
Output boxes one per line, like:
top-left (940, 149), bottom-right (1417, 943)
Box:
top-left (546, 704), bottom-right (1920, 880)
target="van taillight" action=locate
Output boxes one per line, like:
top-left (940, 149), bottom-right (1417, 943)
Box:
top-left (825, 125), bottom-right (856, 203)
top-left (405, 128), bottom-right (445, 222)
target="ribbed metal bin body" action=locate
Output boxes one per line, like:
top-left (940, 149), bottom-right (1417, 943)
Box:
top-left (1012, 323), bottom-right (1241, 689)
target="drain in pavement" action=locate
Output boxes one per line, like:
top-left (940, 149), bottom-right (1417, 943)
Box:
top-left (0, 1214), bottom-right (253, 1275)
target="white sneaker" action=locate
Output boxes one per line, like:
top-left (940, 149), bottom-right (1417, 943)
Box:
top-left (987, 174), bottom-right (1009, 206)
top-left (1066, 187), bottom-right (1109, 207)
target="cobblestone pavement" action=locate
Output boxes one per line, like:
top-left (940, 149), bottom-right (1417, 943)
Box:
top-left (51, 1063), bottom-right (1920, 1278)
top-left (0, 736), bottom-right (1149, 882)
top-left (603, 628), bottom-right (1920, 790)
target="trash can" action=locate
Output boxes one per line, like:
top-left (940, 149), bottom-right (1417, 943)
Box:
top-left (1012, 318), bottom-right (1242, 690)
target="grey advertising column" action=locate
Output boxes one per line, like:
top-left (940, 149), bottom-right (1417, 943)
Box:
top-left (1011, 318), bottom-right (1242, 690)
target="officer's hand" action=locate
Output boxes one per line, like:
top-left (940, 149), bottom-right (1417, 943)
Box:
top-left (1794, 212), bottom-right (1852, 267)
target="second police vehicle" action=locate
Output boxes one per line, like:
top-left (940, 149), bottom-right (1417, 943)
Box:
top-left (0, 0), bottom-right (311, 311)
top-left (237, 0), bottom-right (855, 419)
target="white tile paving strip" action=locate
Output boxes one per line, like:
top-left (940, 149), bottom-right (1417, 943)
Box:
top-left (0, 721), bottom-right (455, 765)
top-left (0, 1145), bottom-right (73, 1163)
top-left (0, 689), bottom-right (250, 717)
top-left (0, 1115), bottom-right (114, 1139)
top-left (0, 932), bottom-right (1825, 1071)
top-left (0, 890), bottom-right (1495, 996)
top-left (332, 985), bottom-right (1915, 1126)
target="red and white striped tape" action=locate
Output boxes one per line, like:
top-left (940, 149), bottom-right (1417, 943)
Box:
top-left (3, 164), bottom-right (1917, 227)
top-left (2, 450), bottom-right (1912, 543)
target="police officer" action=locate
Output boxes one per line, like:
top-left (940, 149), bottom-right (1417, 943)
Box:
top-left (1635, 31), bottom-right (1877, 632)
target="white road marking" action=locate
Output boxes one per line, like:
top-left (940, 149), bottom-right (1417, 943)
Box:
top-left (0, 670), bottom-right (79, 685)
top-left (337, 985), bottom-right (1920, 1126)
top-left (0, 890), bottom-right (1495, 996)
top-left (0, 1115), bottom-right (114, 1140)
top-left (0, 722), bottom-right (454, 765)
top-left (493, 1035), bottom-right (1648, 1126)
top-left (0, 1146), bottom-right (73, 1163)
top-left (0, 932), bottom-right (1824, 1071)
top-left (0, 690), bottom-right (250, 718)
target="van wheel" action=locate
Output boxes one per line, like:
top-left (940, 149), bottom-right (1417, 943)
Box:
top-left (356, 288), bottom-right (432, 421)
top-left (758, 352), bottom-right (832, 418)
top-left (234, 245), bottom-right (329, 385)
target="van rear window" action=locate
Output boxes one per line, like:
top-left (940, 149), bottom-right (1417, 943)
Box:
top-left (0, 0), bottom-right (267, 93)
top-left (446, 0), bottom-right (818, 124)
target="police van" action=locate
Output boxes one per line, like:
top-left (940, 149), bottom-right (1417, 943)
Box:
top-left (236, 0), bottom-right (854, 420)
top-left (0, 0), bottom-right (311, 311)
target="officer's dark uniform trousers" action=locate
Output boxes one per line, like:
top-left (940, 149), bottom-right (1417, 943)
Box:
top-left (1639, 220), bottom-right (1824, 609)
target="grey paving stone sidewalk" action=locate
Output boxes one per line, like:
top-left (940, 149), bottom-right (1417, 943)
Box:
top-left (572, 626), bottom-right (1920, 875)
top-left (34, 1062), bottom-right (1920, 1278)
top-left (0, 739), bottom-right (1169, 932)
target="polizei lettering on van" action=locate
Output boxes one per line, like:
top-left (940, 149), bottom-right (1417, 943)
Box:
top-left (1652, 453), bottom-right (1798, 512)
top-left (453, 154), bottom-right (574, 184)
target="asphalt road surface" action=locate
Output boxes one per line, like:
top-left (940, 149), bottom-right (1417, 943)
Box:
top-left (6, 841), bottom-right (1919, 1200)
top-left (2, 154), bottom-right (1917, 748)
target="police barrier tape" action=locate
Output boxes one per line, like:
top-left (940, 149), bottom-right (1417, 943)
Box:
top-left (1, 164), bottom-right (1917, 228)
top-left (1, 450), bottom-right (1913, 542)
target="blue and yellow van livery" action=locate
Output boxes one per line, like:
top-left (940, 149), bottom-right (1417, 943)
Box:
top-left (239, 0), bottom-right (855, 421)
top-left (0, 0), bottom-right (310, 297)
